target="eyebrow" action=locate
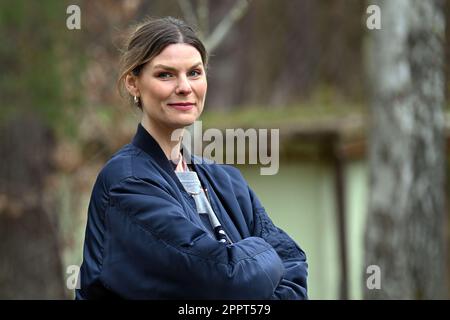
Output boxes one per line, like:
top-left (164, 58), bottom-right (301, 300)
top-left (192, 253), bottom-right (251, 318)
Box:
top-left (153, 62), bottom-right (203, 72)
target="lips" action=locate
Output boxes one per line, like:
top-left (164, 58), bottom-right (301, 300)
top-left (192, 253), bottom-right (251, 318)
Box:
top-left (167, 102), bottom-right (195, 111)
top-left (168, 102), bottom-right (195, 106)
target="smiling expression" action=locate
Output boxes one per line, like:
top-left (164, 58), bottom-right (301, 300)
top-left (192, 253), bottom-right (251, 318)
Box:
top-left (126, 43), bottom-right (207, 133)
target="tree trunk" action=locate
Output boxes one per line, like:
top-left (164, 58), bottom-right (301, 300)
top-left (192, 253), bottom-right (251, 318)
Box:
top-left (0, 115), bottom-right (65, 299)
top-left (364, 0), bottom-right (447, 299)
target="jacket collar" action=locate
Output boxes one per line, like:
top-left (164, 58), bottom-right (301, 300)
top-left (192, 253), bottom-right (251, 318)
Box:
top-left (131, 123), bottom-right (198, 189)
top-left (131, 123), bottom-right (176, 174)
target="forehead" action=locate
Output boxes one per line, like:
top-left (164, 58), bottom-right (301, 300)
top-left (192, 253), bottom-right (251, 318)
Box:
top-left (149, 43), bottom-right (203, 68)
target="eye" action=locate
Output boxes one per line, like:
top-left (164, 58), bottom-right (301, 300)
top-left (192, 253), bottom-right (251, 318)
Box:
top-left (188, 69), bottom-right (202, 77)
top-left (156, 72), bottom-right (173, 79)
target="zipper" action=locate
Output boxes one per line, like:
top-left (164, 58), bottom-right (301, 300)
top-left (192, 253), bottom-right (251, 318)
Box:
top-left (204, 187), bottom-right (234, 244)
top-left (204, 187), bottom-right (212, 204)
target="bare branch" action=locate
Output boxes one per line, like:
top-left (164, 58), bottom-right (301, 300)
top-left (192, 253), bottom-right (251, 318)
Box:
top-left (177, 0), bottom-right (198, 30)
top-left (205, 0), bottom-right (251, 53)
top-left (196, 0), bottom-right (209, 37)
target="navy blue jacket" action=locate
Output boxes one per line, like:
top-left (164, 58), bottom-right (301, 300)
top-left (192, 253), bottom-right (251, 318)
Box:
top-left (76, 124), bottom-right (308, 299)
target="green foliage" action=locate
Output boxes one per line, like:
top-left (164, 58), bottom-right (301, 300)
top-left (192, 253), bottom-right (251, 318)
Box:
top-left (0, 0), bottom-right (85, 134)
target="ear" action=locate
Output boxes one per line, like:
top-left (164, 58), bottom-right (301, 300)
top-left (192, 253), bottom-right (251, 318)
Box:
top-left (125, 73), bottom-right (140, 97)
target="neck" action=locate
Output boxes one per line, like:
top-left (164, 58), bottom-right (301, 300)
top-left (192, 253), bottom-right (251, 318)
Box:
top-left (141, 117), bottom-right (184, 162)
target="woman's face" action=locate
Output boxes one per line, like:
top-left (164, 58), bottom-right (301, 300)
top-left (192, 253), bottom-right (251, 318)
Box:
top-left (128, 43), bottom-right (207, 132)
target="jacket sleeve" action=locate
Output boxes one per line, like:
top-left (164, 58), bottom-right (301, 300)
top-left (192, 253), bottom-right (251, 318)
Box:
top-left (94, 176), bottom-right (285, 299)
top-left (248, 187), bottom-right (308, 299)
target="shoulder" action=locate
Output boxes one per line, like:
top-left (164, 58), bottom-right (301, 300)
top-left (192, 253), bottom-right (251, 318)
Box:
top-left (95, 143), bottom-right (162, 191)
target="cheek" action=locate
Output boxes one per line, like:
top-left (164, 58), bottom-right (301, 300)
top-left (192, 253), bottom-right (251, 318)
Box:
top-left (142, 80), bottom-right (173, 101)
top-left (194, 80), bottom-right (207, 99)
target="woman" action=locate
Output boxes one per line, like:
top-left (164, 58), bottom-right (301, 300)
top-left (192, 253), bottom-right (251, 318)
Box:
top-left (76, 16), bottom-right (308, 300)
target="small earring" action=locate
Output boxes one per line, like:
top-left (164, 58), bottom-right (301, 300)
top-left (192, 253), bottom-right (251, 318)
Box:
top-left (134, 96), bottom-right (140, 105)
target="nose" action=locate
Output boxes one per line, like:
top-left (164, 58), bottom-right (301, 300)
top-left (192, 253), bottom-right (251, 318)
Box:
top-left (175, 75), bottom-right (192, 95)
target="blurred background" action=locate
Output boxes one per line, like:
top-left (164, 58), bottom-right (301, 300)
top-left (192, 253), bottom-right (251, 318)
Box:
top-left (0, 0), bottom-right (449, 299)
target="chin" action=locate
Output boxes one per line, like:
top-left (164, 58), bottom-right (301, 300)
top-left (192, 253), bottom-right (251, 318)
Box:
top-left (169, 119), bottom-right (196, 129)
top-left (175, 115), bottom-right (198, 126)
